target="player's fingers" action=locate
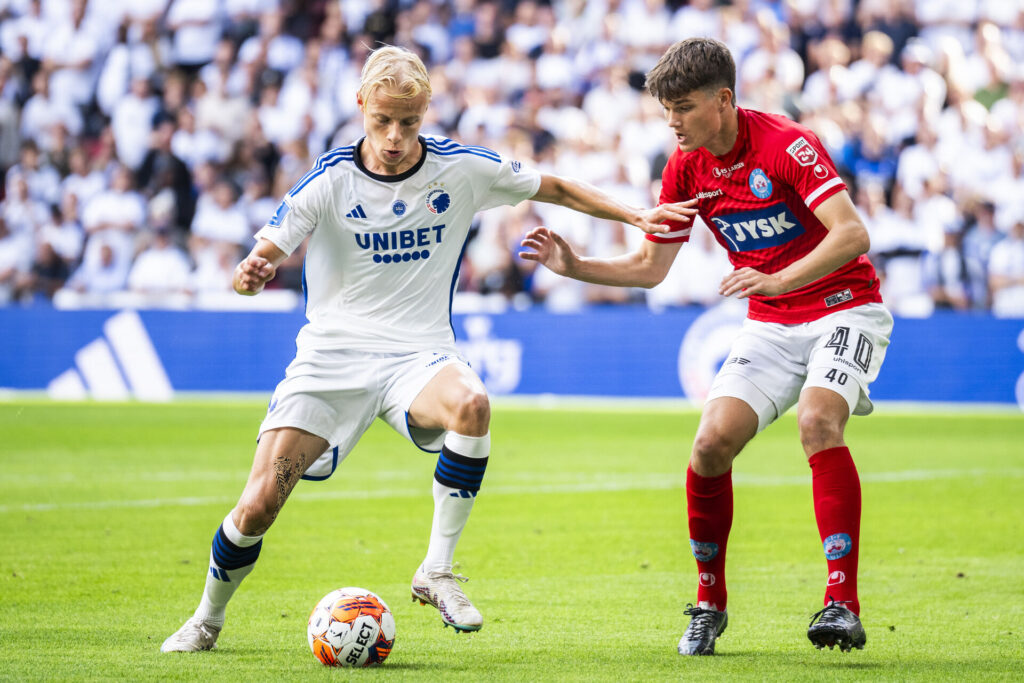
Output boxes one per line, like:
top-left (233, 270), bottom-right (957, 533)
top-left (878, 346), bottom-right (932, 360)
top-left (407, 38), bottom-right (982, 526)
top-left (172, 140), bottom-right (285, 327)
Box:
top-left (549, 231), bottom-right (571, 248)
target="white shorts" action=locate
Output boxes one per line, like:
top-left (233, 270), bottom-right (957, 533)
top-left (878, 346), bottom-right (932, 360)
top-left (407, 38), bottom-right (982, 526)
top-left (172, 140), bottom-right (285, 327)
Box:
top-left (258, 347), bottom-right (467, 480)
top-left (706, 303), bottom-right (893, 432)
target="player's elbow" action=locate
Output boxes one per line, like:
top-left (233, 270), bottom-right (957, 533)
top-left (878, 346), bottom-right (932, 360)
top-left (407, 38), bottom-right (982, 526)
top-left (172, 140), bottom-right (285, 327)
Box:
top-left (837, 220), bottom-right (870, 258)
top-left (850, 223), bottom-right (871, 257)
top-left (634, 261), bottom-right (670, 288)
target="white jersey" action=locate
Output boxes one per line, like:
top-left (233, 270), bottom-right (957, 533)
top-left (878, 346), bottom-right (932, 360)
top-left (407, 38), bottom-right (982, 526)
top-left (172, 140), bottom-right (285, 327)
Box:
top-left (255, 136), bottom-right (541, 353)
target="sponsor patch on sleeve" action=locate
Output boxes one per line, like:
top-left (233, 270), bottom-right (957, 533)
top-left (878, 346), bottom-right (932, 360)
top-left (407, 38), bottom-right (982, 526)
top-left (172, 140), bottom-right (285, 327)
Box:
top-left (785, 136), bottom-right (819, 167)
top-left (267, 200), bottom-right (290, 227)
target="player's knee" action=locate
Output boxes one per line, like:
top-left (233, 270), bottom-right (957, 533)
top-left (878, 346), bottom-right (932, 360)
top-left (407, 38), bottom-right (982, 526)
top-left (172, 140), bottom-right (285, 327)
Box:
top-left (234, 493), bottom-right (281, 536)
top-left (797, 408), bottom-right (844, 454)
top-left (690, 428), bottom-right (739, 476)
top-left (448, 389), bottom-right (490, 435)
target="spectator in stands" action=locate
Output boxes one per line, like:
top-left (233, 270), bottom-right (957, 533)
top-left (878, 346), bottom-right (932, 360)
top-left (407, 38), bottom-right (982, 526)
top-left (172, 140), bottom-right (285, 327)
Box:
top-left (0, 57), bottom-right (20, 170)
top-left (962, 200), bottom-right (1004, 310)
top-left (189, 176), bottom-right (249, 263)
top-left (60, 145), bottom-right (105, 207)
top-left (1, 170), bottom-right (49, 236)
top-left (988, 218), bottom-right (1024, 318)
top-left (39, 194), bottom-right (85, 268)
top-left (18, 238), bottom-right (70, 301)
top-left (111, 76), bottom-right (160, 170)
top-left (137, 114), bottom-right (196, 231)
top-left (6, 139), bottom-right (61, 206)
top-left (62, 232), bottom-right (131, 296)
top-left (20, 68), bottom-right (83, 153)
top-left (81, 163), bottom-right (146, 260)
top-left (237, 9), bottom-right (304, 74)
top-left (860, 182), bottom-right (931, 316)
top-left (41, 0), bottom-right (99, 110)
top-left (127, 226), bottom-right (192, 296)
top-left (166, 0), bottom-right (222, 73)
top-left (0, 214), bottom-right (33, 304)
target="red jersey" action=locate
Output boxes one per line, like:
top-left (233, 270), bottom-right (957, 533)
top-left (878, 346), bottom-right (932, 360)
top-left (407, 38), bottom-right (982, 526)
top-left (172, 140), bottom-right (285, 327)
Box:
top-left (651, 107), bottom-right (882, 323)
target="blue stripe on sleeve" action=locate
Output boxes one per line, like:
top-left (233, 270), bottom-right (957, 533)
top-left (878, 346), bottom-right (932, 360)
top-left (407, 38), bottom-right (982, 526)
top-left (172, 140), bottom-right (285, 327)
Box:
top-left (287, 146), bottom-right (354, 197)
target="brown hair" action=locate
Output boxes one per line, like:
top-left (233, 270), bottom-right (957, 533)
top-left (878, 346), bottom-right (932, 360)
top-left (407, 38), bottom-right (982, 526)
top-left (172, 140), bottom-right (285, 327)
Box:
top-left (645, 38), bottom-right (736, 105)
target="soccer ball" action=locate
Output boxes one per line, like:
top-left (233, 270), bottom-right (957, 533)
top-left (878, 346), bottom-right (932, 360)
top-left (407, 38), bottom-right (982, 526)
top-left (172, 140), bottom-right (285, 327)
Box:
top-left (307, 587), bottom-right (396, 667)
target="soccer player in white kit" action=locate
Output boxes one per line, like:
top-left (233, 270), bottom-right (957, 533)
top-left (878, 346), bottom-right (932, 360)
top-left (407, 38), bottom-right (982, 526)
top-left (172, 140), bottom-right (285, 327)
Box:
top-left (161, 45), bottom-right (697, 652)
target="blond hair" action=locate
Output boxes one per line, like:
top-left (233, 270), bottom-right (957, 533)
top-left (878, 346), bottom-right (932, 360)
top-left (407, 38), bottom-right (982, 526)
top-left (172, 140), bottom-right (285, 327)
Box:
top-left (359, 45), bottom-right (432, 101)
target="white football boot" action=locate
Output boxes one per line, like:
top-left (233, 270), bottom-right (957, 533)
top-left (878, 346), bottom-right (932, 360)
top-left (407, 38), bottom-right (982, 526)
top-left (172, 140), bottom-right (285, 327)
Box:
top-left (160, 616), bottom-right (222, 652)
top-left (411, 566), bottom-right (483, 632)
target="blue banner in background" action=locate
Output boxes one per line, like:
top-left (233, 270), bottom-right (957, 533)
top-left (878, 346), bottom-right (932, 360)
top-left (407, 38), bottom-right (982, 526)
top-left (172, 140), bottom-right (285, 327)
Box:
top-left (1, 306), bottom-right (1022, 407)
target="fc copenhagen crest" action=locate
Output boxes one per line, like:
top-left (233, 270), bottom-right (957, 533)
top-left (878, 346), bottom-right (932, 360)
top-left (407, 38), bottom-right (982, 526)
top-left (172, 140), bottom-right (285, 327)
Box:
top-left (425, 185), bottom-right (451, 215)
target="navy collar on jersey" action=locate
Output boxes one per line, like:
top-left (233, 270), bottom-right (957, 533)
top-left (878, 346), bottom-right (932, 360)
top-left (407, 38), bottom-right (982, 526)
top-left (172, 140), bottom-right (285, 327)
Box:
top-left (353, 136), bottom-right (428, 182)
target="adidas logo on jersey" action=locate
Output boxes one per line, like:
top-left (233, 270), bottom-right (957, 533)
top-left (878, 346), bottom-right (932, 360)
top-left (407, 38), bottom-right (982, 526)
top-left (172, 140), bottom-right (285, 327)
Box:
top-left (346, 204), bottom-right (367, 219)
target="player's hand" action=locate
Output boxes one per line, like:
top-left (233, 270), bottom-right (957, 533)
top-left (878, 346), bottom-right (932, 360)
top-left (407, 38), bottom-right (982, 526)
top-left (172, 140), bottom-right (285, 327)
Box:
top-left (519, 226), bottom-right (578, 276)
top-left (719, 267), bottom-right (788, 299)
top-left (634, 199), bottom-right (699, 234)
top-left (234, 255), bottom-right (276, 295)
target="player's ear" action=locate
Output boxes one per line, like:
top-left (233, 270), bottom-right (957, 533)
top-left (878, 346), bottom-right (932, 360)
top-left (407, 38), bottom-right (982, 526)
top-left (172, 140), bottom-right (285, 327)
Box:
top-left (356, 92), bottom-right (364, 112)
top-left (718, 88), bottom-right (733, 110)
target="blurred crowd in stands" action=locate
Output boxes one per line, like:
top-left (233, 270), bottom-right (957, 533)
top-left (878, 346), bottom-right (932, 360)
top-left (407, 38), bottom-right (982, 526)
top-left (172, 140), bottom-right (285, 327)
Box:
top-left (1, 0), bottom-right (1023, 316)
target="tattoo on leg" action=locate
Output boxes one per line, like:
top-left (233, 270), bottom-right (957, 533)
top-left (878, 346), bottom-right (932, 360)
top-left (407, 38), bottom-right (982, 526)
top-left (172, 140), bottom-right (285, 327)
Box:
top-left (269, 450), bottom-right (311, 524)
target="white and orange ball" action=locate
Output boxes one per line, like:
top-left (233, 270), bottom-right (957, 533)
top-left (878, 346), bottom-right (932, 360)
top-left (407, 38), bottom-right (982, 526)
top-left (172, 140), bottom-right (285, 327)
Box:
top-left (307, 587), bottom-right (396, 667)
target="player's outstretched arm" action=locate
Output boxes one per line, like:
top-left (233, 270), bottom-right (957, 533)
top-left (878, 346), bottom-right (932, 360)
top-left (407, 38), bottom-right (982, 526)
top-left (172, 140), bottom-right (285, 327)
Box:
top-left (521, 226), bottom-right (682, 288)
top-left (719, 190), bottom-right (870, 299)
top-left (531, 174), bottom-right (698, 235)
top-left (233, 238), bottom-right (288, 296)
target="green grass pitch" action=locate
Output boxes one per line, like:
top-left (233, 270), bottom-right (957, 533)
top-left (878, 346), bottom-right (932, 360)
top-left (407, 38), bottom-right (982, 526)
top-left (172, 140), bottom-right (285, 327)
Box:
top-left (1, 400), bottom-right (1022, 681)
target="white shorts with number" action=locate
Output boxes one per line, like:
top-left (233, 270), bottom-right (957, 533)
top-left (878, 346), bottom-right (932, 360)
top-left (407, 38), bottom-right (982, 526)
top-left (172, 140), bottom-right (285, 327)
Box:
top-left (258, 347), bottom-right (467, 480)
top-left (706, 303), bottom-right (893, 432)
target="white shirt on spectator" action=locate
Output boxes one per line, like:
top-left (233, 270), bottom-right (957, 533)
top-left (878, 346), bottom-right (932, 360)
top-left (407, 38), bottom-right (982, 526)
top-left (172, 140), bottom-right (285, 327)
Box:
top-left (82, 186), bottom-right (146, 252)
top-left (166, 0), bottom-right (221, 66)
top-left (238, 31), bottom-right (304, 72)
top-left (1, 186), bottom-right (50, 235)
top-left (6, 162), bottom-right (62, 206)
top-left (42, 19), bottom-right (99, 107)
top-left (65, 233), bottom-right (132, 293)
top-left (0, 6), bottom-right (48, 59)
top-left (988, 231), bottom-right (1024, 317)
top-left (111, 90), bottom-right (159, 170)
top-left (39, 218), bottom-right (84, 262)
top-left (190, 194), bottom-right (250, 246)
top-left (61, 170), bottom-right (106, 207)
top-left (128, 239), bottom-right (193, 293)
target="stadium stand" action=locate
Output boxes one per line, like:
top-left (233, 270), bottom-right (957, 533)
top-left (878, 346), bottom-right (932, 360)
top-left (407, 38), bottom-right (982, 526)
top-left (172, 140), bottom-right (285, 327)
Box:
top-left (0, 0), bottom-right (1022, 315)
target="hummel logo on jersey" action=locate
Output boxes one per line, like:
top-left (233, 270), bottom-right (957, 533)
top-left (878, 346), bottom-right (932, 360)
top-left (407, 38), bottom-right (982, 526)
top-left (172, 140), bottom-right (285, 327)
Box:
top-left (710, 202), bottom-right (805, 252)
top-left (346, 204), bottom-right (367, 219)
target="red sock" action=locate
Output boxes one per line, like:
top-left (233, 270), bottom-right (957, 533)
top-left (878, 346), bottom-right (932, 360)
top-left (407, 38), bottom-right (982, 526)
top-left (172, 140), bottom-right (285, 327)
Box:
top-left (686, 465), bottom-right (732, 610)
top-left (809, 446), bottom-right (861, 615)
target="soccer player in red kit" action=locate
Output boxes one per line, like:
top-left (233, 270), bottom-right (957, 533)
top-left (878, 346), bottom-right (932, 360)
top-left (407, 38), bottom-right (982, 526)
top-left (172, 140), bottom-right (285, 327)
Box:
top-left (521, 37), bottom-right (893, 656)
